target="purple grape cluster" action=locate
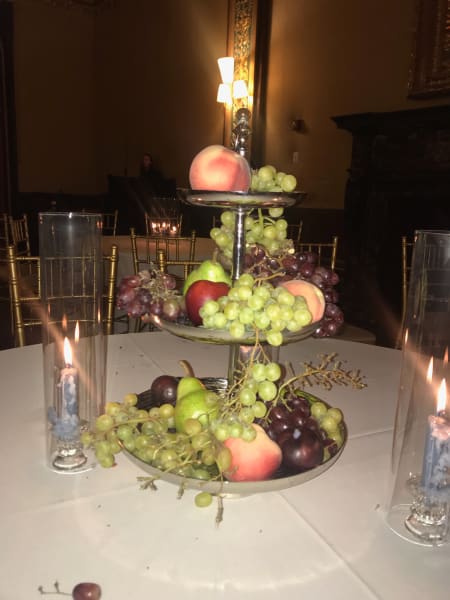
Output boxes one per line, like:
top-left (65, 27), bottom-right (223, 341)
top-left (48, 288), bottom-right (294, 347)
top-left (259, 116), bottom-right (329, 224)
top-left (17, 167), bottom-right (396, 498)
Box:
top-left (262, 392), bottom-right (341, 474)
top-left (116, 270), bottom-right (185, 322)
top-left (243, 245), bottom-right (344, 337)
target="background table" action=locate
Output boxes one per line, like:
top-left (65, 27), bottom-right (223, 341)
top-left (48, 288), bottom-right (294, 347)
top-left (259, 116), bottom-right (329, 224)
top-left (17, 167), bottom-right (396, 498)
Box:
top-left (1, 333), bottom-right (449, 599)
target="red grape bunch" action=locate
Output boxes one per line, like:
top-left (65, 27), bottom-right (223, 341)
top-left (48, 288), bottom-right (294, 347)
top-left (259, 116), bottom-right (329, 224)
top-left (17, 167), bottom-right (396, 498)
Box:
top-left (262, 390), bottom-right (344, 473)
top-left (116, 268), bottom-right (185, 323)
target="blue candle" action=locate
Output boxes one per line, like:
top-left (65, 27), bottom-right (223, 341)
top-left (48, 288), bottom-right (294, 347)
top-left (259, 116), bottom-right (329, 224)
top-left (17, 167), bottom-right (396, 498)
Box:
top-left (421, 379), bottom-right (450, 491)
top-left (56, 337), bottom-right (79, 440)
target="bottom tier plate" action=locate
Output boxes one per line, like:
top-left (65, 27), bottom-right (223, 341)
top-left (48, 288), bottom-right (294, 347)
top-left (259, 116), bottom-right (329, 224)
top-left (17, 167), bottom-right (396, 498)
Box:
top-left (122, 380), bottom-right (347, 498)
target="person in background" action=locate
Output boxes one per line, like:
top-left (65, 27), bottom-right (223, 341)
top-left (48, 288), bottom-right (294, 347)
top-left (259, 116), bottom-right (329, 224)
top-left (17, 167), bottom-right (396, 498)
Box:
top-left (139, 152), bottom-right (176, 197)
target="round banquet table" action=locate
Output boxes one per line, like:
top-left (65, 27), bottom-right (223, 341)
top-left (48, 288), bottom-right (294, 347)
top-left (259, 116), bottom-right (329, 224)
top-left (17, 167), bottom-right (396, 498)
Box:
top-left (1, 333), bottom-right (449, 599)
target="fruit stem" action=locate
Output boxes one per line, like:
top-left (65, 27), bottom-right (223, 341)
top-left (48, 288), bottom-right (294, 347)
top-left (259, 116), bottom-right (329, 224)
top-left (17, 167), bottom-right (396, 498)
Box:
top-left (179, 359), bottom-right (195, 377)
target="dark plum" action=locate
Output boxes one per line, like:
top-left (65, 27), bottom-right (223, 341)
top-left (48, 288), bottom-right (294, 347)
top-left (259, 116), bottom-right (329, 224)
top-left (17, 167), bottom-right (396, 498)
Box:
top-left (150, 375), bottom-right (178, 406)
top-left (281, 429), bottom-right (324, 473)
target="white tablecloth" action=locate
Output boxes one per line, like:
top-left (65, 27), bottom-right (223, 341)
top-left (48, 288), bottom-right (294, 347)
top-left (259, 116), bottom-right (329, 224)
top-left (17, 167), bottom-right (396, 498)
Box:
top-left (1, 333), bottom-right (449, 599)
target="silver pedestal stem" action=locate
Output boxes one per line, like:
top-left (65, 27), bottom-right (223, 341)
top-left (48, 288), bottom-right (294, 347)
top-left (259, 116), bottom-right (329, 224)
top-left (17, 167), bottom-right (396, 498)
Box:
top-left (227, 108), bottom-right (252, 383)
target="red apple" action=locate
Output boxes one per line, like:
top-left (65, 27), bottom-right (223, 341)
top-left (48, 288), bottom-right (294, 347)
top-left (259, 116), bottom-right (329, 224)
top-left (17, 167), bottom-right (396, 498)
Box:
top-left (279, 279), bottom-right (325, 322)
top-left (184, 279), bottom-right (230, 326)
top-left (223, 424), bottom-right (282, 482)
top-left (189, 144), bottom-right (251, 192)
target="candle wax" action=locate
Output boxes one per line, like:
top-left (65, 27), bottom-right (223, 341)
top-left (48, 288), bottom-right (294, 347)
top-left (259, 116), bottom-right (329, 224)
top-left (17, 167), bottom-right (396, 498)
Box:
top-left (421, 415), bottom-right (450, 491)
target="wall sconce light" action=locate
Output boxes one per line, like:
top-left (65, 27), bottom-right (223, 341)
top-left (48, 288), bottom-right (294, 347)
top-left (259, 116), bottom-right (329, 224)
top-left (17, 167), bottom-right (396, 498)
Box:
top-left (216, 56), bottom-right (249, 106)
top-left (217, 56), bottom-right (234, 84)
top-left (217, 83), bottom-right (232, 105)
top-left (216, 57), bottom-right (251, 157)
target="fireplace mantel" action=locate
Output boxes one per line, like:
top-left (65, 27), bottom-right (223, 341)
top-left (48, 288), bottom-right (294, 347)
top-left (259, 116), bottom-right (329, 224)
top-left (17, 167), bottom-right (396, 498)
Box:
top-left (332, 105), bottom-right (450, 347)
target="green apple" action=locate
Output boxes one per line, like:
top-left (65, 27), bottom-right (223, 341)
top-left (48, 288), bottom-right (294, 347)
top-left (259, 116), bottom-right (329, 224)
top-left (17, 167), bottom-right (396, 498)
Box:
top-left (183, 259), bottom-right (231, 295)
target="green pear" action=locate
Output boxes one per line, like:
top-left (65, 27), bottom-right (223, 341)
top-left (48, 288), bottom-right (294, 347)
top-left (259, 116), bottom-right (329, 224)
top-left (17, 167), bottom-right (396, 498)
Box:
top-left (174, 389), bottom-right (218, 433)
top-left (176, 375), bottom-right (205, 402)
top-left (183, 259), bottom-right (231, 295)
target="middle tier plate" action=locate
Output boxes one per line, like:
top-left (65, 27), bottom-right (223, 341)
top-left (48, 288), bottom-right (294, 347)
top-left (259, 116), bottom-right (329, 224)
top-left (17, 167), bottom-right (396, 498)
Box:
top-left (149, 315), bottom-right (318, 345)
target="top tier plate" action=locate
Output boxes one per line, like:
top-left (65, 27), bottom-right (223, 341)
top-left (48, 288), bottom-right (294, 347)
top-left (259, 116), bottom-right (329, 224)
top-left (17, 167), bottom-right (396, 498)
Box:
top-left (178, 189), bottom-right (307, 210)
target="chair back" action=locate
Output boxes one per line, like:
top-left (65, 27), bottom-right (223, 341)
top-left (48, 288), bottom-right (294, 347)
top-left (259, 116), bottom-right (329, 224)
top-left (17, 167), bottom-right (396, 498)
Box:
top-left (7, 244), bottom-right (118, 347)
top-left (130, 228), bottom-right (197, 275)
top-left (157, 249), bottom-right (202, 289)
top-left (297, 235), bottom-right (339, 270)
top-left (103, 209), bottom-right (119, 236)
top-left (9, 213), bottom-right (31, 256)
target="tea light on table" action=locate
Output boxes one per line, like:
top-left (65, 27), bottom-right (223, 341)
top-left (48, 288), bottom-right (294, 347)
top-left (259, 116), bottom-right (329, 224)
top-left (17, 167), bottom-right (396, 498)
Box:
top-left (421, 379), bottom-right (450, 491)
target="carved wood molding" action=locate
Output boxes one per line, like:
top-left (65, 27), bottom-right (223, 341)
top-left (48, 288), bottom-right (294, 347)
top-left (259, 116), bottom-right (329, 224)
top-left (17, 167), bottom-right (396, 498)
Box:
top-left (408, 0), bottom-right (450, 98)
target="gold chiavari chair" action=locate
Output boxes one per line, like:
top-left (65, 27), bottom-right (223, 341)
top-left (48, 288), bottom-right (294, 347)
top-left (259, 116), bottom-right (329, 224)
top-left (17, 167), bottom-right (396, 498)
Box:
top-left (130, 227), bottom-right (197, 275)
top-left (103, 209), bottom-right (119, 236)
top-left (7, 244), bottom-right (118, 347)
top-left (395, 235), bottom-right (415, 349)
top-left (9, 213), bottom-right (31, 257)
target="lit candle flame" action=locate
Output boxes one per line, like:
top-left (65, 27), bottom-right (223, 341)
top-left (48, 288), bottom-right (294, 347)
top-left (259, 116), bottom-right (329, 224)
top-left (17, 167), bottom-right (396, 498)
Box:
top-left (437, 378), bottom-right (447, 414)
top-left (75, 322), bottom-right (79, 343)
top-left (427, 357), bottom-right (433, 383)
top-left (444, 347), bottom-right (448, 366)
top-left (63, 337), bottom-right (73, 366)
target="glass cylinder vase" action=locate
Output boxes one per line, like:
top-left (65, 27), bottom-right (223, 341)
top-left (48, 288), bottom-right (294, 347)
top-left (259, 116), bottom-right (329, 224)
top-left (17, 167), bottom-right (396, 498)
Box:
top-left (39, 212), bottom-right (105, 473)
top-left (386, 230), bottom-right (450, 545)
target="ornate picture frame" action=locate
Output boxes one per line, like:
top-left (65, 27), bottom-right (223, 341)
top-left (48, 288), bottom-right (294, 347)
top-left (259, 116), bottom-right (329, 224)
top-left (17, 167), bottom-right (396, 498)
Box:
top-left (408, 0), bottom-right (450, 98)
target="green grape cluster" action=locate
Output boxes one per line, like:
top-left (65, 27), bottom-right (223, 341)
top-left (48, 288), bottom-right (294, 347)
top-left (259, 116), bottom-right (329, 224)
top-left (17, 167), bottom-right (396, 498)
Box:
top-left (210, 207), bottom-right (293, 261)
top-left (208, 359), bottom-right (282, 445)
top-left (310, 401), bottom-right (344, 448)
top-left (81, 393), bottom-right (233, 478)
top-left (250, 164), bottom-right (297, 193)
top-left (198, 273), bottom-right (312, 345)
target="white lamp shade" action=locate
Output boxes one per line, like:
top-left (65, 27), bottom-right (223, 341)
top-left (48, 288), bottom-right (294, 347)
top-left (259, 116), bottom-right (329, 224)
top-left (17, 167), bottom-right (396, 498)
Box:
top-left (217, 83), bottom-right (232, 105)
top-left (232, 80), bottom-right (248, 99)
top-left (217, 57), bottom-right (234, 84)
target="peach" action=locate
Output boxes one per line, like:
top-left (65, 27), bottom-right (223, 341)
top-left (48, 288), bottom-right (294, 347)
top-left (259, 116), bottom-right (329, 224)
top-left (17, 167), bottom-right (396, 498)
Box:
top-left (189, 144), bottom-right (251, 192)
top-left (223, 424), bottom-right (282, 482)
top-left (279, 279), bottom-right (325, 322)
